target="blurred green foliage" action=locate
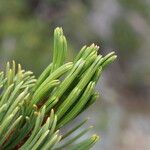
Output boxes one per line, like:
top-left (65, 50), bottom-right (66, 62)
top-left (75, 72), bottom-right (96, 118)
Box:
top-left (0, 0), bottom-right (52, 75)
top-left (112, 19), bottom-right (140, 58)
top-left (119, 0), bottom-right (150, 18)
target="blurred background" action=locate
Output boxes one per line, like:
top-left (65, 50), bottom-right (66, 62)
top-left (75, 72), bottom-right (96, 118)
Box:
top-left (0, 0), bottom-right (150, 149)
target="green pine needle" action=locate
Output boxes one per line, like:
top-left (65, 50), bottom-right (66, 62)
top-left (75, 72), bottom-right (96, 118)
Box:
top-left (0, 27), bottom-right (117, 150)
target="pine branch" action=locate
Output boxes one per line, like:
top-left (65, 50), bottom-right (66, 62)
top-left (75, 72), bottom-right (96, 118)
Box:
top-left (0, 27), bottom-right (117, 150)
